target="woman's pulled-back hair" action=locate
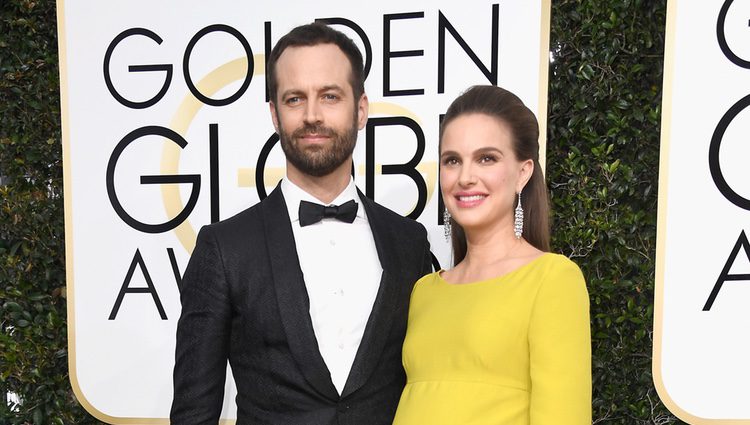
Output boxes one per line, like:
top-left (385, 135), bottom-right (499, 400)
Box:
top-left (440, 85), bottom-right (550, 264)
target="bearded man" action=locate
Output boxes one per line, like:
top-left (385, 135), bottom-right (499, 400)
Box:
top-left (170, 23), bottom-right (432, 425)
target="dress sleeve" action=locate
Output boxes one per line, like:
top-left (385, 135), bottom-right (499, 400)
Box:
top-left (528, 257), bottom-right (591, 424)
top-left (170, 226), bottom-right (232, 423)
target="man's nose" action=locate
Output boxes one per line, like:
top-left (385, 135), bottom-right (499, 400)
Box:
top-left (303, 100), bottom-right (322, 124)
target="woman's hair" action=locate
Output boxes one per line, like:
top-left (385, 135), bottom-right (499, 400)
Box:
top-left (440, 85), bottom-right (550, 264)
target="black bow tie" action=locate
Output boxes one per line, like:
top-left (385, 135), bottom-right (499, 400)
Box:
top-left (299, 200), bottom-right (358, 227)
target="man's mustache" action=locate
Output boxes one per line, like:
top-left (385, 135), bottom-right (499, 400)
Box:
top-left (292, 124), bottom-right (335, 139)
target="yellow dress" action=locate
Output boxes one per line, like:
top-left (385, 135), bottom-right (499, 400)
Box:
top-left (392, 253), bottom-right (591, 425)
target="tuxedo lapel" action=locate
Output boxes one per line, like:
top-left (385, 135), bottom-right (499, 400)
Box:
top-left (261, 186), bottom-right (339, 400)
top-left (341, 191), bottom-right (402, 398)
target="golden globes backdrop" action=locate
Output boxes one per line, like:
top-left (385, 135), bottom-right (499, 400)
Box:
top-left (656, 0), bottom-right (750, 423)
top-left (57, 0), bottom-right (550, 422)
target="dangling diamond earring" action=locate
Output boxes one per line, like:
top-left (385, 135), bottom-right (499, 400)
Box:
top-left (443, 209), bottom-right (452, 241)
top-left (514, 191), bottom-right (524, 239)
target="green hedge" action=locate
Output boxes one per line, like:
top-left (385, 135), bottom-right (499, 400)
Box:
top-left (547, 0), bottom-right (677, 423)
top-left (0, 0), bottom-right (679, 423)
top-left (0, 0), bottom-right (95, 423)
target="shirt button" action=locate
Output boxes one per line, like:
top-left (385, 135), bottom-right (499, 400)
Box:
top-left (329, 239), bottom-right (336, 246)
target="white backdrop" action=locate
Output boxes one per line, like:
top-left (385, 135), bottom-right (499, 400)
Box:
top-left (656, 0), bottom-right (750, 423)
top-left (57, 0), bottom-right (550, 421)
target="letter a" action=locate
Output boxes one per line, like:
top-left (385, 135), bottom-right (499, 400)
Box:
top-left (703, 230), bottom-right (750, 311)
top-left (109, 249), bottom-right (168, 320)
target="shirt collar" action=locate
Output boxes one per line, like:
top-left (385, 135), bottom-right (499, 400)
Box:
top-left (281, 176), bottom-right (366, 223)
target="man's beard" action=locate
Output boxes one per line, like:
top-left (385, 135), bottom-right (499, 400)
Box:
top-left (278, 110), bottom-right (359, 177)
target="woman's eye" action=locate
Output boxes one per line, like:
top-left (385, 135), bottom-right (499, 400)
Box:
top-left (479, 155), bottom-right (497, 164)
top-left (442, 157), bottom-right (459, 166)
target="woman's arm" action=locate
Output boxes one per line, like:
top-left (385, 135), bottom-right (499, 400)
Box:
top-left (528, 258), bottom-right (592, 424)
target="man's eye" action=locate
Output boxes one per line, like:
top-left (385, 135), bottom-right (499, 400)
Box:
top-left (323, 94), bottom-right (339, 101)
top-left (286, 97), bottom-right (301, 104)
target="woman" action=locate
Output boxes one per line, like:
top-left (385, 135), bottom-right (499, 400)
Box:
top-left (393, 86), bottom-right (591, 424)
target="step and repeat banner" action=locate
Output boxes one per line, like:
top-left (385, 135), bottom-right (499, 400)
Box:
top-left (656, 0), bottom-right (750, 423)
top-left (57, 0), bottom-right (550, 422)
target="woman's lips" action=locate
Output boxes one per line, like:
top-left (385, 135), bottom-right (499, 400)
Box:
top-left (455, 193), bottom-right (487, 208)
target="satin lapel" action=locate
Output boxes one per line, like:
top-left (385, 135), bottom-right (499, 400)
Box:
top-left (341, 190), bottom-right (401, 398)
top-left (261, 186), bottom-right (339, 400)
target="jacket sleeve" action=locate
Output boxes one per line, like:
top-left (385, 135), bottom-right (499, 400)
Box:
top-left (171, 226), bottom-right (232, 423)
top-left (419, 225), bottom-right (433, 276)
top-left (528, 259), bottom-right (591, 424)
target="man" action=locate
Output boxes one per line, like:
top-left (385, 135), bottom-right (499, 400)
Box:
top-left (171, 23), bottom-right (432, 424)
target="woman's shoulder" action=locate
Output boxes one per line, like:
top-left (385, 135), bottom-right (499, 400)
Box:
top-left (414, 270), bottom-right (442, 286)
top-left (536, 253), bottom-right (584, 277)
top-left (533, 253), bottom-right (588, 302)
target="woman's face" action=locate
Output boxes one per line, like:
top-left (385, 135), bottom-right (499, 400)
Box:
top-left (440, 113), bottom-right (533, 234)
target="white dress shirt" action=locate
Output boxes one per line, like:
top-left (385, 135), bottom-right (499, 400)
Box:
top-left (281, 177), bottom-right (383, 395)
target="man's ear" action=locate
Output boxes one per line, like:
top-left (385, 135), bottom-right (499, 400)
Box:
top-left (357, 93), bottom-right (369, 130)
top-left (269, 101), bottom-right (280, 133)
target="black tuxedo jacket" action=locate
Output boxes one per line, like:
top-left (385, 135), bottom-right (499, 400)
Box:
top-left (171, 185), bottom-right (432, 424)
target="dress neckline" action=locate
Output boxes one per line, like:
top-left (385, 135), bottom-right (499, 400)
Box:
top-left (436, 252), bottom-right (552, 287)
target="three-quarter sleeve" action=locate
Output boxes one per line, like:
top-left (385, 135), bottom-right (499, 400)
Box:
top-left (528, 259), bottom-right (592, 424)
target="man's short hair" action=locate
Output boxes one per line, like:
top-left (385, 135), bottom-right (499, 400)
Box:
top-left (266, 23), bottom-right (365, 103)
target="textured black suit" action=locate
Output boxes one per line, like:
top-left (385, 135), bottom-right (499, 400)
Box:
top-left (171, 185), bottom-right (432, 424)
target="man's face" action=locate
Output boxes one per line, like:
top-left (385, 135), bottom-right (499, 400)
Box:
top-left (270, 43), bottom-right (368, 178)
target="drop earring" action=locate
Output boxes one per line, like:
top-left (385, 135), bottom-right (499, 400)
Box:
top-left (514, 190), bottom-right (524, 239)
top-left (443, 209), bottom-right (452, 241)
